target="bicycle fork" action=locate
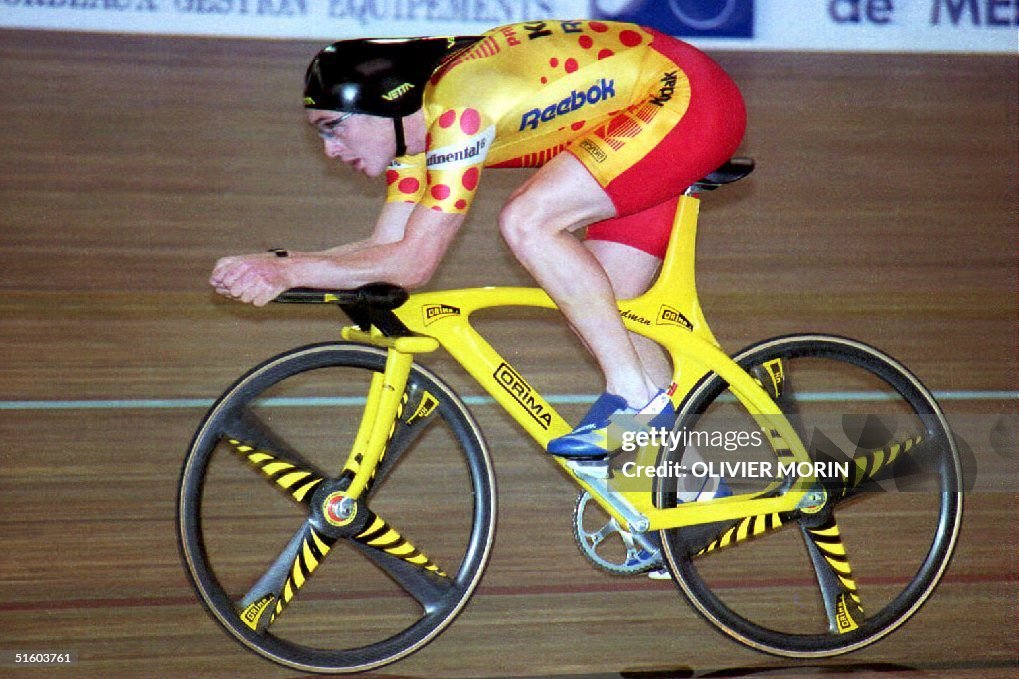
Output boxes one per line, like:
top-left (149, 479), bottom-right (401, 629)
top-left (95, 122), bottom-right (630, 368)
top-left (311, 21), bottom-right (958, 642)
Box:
top-left (338, 331), bottom-right (441, 500)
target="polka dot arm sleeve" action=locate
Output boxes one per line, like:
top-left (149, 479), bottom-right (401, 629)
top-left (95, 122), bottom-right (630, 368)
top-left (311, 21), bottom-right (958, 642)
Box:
top-left (420, 107), bottom-right (494, 214)
top-left (385, 153), bottom-right (427, 204)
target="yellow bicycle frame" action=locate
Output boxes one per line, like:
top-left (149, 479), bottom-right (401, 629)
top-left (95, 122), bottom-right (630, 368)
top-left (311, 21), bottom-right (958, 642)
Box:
top-left (337, 193), bottom-right (815, 532)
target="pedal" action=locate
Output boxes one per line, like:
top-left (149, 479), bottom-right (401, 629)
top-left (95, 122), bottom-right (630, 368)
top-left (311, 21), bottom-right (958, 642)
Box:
top-left (564, 459), bottom-right (611, 480)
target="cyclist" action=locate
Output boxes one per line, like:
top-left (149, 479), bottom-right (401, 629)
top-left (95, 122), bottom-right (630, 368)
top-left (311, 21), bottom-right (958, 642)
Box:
top-left (210, 19), bottom-right (746, 459)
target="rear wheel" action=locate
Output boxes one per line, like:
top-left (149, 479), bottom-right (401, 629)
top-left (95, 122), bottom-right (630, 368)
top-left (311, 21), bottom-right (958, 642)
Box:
top-left (177, 342), bottom-right (496, 673)
top-left (656, 334), bottom-right (962, 657)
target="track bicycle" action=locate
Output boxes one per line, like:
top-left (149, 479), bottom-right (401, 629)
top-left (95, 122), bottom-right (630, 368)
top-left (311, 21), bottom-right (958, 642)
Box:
top-left (177, 158), bottom-right (963, 673)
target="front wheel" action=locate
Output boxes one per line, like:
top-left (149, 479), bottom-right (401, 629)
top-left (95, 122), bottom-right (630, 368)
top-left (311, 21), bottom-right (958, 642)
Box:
top-left (656, 334), bottom-right (962, 657)
top-left (177, 342), bottom-right (496, 673)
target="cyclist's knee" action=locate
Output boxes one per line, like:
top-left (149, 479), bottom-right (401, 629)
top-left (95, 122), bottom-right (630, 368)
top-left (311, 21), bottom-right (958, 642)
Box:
top-left (498, 197), bottom-right (553, 256)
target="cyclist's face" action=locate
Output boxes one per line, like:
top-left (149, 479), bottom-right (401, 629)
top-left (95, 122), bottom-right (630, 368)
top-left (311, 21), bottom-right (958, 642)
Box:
top-left (307, 110), bottom-right (394, 178)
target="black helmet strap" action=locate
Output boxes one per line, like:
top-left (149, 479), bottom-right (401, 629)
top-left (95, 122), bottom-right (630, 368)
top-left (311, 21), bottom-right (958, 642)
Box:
top-left (393, 117), bottom-right (407, 158)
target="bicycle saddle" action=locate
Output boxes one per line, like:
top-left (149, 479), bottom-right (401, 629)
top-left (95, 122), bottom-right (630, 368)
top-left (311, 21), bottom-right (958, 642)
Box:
top-left (689, 157), bottom-right (755, 192)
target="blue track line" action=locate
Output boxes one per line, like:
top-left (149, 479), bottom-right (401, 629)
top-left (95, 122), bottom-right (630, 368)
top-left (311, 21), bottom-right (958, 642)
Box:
top-left (0, 391), bottom-right (1015, 411)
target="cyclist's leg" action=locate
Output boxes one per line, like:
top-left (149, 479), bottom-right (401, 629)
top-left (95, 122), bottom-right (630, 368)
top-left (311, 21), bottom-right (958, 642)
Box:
top-left (498, 152), bottom-right (659, 409)
top-left (584, 238), bottom-right (671, 386)
top-left (561, 32), bottom-right (745, 399)
top-left (512, 33), bottom-right (745, 456)
top-left (584, 199), bottom-right (680, 387)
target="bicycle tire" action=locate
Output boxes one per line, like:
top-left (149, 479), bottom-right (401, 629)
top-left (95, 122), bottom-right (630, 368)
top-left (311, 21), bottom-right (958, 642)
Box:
top-left (655, 334), bottom-right (962, 657)
top-left (177, 342), bottom-right (496, 673)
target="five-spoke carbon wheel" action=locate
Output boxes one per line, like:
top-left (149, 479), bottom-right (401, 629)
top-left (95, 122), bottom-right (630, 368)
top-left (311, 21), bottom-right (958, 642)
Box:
top-left (177, 343), bottom-right (496, 673)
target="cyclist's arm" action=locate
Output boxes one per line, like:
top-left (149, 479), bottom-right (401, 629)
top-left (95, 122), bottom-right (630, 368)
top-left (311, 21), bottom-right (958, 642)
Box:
top-left (210, 205), bottom-right (464, 306)
top-left (364, 200), bottom-right (416, 244)
top-left (315, 201), bottom-right (415, 258)
top-left (283, 205), bottom-right (464, 290)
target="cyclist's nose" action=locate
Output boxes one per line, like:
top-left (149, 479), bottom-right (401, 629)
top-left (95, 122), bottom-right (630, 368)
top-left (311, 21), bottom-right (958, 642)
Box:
top-left (322, 138), bottom-right (344, 158)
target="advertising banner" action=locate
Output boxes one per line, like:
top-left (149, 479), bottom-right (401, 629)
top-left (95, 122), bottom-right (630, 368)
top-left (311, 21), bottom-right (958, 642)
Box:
top-left (0, 0), bottom-right (1015, 52)
top-left (0, 1), bottom-right (573, 39)
top-left (743, 0), bottom-right (1017, 52)
top-left (590, 0), bottom-right (753, 38)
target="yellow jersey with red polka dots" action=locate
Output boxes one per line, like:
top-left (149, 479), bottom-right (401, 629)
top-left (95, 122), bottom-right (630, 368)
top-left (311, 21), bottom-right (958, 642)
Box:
top-left (384, 20), bottom-right (694, 213)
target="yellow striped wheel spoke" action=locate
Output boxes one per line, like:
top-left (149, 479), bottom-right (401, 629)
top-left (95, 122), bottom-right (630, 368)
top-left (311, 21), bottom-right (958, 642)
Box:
top-left (803, 516), bottom-right (865, 634)
top-left (354, 513), bottom-right (447, 577)
top-left (236, 521), bottom-right (337, 633)
top-left (845, 433), bottom-right (924, 490)
top-left (349, 511), bottom-right (454, 612)
top-left (225, 438), bottom-right (325, 506)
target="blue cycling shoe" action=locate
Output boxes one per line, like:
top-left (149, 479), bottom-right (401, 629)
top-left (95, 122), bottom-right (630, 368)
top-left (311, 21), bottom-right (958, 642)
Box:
top-left (546, 392), bottom-right (634, 459)
top-left (547, 388), bottom-right (676, 459)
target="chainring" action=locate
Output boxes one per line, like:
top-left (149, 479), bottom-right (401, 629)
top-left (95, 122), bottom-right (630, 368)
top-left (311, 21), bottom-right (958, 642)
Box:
top-left (572, 491), bottom-right (661, 575)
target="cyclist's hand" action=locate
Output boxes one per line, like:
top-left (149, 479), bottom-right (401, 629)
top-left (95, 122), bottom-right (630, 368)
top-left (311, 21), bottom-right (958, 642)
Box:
top-left (210, 252), bottom-right (292, 307)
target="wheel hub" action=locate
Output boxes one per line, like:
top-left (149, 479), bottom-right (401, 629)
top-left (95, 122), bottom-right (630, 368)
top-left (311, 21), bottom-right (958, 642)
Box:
top-left (322, 491), bottom-right (358, 527)
top-left (797, 487), bottom-right (829, 515)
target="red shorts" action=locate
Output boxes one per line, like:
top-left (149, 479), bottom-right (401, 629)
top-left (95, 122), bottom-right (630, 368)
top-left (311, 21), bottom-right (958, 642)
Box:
top-left (579, 31), bottom-right (746, 258)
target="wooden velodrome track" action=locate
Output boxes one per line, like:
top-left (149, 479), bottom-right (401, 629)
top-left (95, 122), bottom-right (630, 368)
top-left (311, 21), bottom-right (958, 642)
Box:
top-left (0, 29), bottom-right (1015, 678)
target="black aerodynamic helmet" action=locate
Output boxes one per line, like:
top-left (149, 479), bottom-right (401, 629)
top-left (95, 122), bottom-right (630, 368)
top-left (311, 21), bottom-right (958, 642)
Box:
top-left (303, 36), bottom-right (480, 118)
